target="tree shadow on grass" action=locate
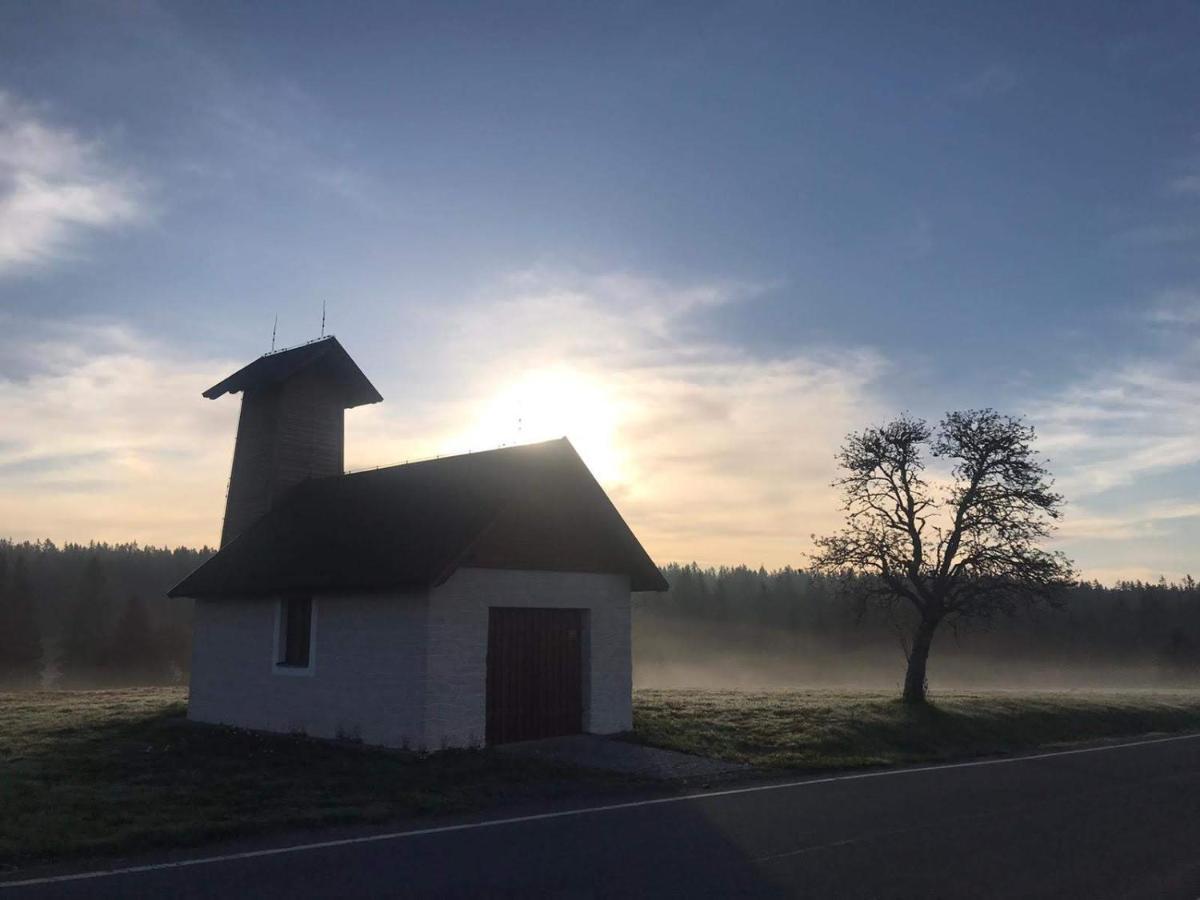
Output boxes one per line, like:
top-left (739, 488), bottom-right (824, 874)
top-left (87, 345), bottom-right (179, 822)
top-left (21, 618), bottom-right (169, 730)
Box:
top-left (634, 689), bottom-right (1200, 771)
top-left (786, 694), bottom-right (1200, 767)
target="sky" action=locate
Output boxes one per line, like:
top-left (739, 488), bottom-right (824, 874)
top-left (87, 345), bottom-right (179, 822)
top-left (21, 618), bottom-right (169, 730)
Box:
top-left (1, 1), bottom-right (1198, 582)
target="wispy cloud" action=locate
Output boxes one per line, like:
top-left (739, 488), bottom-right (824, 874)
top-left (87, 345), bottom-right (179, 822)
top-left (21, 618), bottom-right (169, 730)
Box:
top-left (1035, 360), bottom-right (1200, 497)
top-left (1030, 293), bottom-right (1200, 581)
top-left (10, 271), bottom-right (1199, 578)
top-left (0, 272), bottom-right (885, 566)
top-left (1057, 500), bottom-right (1200, 542)
top-left (1169, 173), bottom-right (1200, 196)
top-left (1148, 286), bottom-right (1200, 325)
top-left (0, 316), bottom-right (236, 545)
top-left (0, 90), bottom-right (144, 275)
top-left (1109, 223), bottom-right (1197, 249)
top-left (349, 270), bottom-right (886, 567)
top-left (952, 64), bottom-right (1020, 100)
top-left (975, 275), bottom-right (1200, 580)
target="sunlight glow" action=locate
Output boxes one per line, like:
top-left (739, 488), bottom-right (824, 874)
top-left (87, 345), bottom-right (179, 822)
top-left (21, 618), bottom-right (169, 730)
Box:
top-left (461, 367), bottom-right (626, 484)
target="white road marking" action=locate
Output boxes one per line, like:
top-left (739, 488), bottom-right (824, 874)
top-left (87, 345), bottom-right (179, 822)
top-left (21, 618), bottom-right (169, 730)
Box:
top-left (4, 731), bottom-right (1199, 890)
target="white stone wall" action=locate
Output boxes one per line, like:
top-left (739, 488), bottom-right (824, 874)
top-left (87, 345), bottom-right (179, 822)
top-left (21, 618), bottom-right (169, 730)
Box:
top-left (188, 589), bottom-right (428, 748)
top-left (424, 567), bottom-right (633, 748)
top-left (187, 568), bottom-right (633, 751)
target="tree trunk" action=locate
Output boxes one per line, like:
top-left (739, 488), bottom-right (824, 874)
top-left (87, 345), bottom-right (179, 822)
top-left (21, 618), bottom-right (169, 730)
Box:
top-left (902, 618), bottom-right (939, 705)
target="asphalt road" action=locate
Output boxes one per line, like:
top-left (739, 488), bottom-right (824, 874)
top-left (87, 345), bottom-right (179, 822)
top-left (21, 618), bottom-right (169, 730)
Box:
top-left (5, 734), bottom-right (1200, 899)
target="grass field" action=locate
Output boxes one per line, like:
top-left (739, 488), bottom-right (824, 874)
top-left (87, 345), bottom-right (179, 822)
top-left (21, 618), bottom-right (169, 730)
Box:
top-left (0, 688), bottom-right (635, 866)
top-left (4, 687), bottom-right (1200, 867)
top-left (633, 687), bottom-right (1200, 769)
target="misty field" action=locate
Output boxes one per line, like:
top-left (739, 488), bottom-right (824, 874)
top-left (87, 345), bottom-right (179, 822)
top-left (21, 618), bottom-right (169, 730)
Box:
top-left (633, 688), bottom-right (1200, 769)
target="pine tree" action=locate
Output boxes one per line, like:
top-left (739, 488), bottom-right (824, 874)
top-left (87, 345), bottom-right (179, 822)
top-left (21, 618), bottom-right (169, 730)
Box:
top-left (0, 554), bottom-right (42, 687)
top-left (108, 595), bottom-right (167, 685)
top-left (58, 554), bottom-right (113, 686)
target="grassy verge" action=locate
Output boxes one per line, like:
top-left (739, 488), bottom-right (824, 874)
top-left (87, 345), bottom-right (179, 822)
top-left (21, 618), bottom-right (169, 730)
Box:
top-left (8, 687), bottom-right (1200, 866)
top-left (634, 688), bottom-right (1200, 769)
top-left (0, 688), bottom-right (636, 867)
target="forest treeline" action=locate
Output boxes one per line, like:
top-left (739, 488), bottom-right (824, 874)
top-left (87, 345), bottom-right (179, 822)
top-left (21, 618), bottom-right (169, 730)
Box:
top-left (0, 540), bottom-right (206, 688)
top-left (1, 541), bottom-right (1198, 689)
top-left (635, 564), bottom-right (1200, 689)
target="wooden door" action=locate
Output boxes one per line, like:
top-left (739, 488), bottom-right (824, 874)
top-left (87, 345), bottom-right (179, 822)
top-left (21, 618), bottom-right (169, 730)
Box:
top-left (486, 607), bottom-right (585, 745)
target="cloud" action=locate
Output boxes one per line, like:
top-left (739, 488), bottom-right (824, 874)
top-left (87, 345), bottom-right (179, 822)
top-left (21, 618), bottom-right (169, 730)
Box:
top-left (0, 317), bottom-right (236, 546)
top-left (1034, 359), bottom-right (1200, 497)
top-left (183, 59), bottom-right (377, 211)
top-left (1056, 500), bottom-right (1200, 542)
top-left (1029, 297), bottom-right (1200, 581)
top-left (1148, 287), bottom-right (1200, 325)
top-left (1169, 173), bottom-right (1200, 196)
top-left (7, 271), bottom-right (1200, 581)
top-left (0, 90), bottom-right (143, 275)
top-left (952, 65), bottom-right (1020, 100)
top-left (348, 270), bottom-right (887, 568)
top-left (0, 273), bottom-right (885, 567)
top-left (1109, 223), bottom-right (1197, 249)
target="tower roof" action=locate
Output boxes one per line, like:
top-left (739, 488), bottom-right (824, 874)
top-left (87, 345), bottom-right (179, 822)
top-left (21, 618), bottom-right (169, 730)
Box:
top-left (203, 336), bottom-right (382, 408)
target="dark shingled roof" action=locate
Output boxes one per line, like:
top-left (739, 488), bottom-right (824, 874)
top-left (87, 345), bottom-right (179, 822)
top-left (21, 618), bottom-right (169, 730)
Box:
top-left (203, 336), bottom-right (382, 408)
top-left (169, 438), bottom-right (668, 598)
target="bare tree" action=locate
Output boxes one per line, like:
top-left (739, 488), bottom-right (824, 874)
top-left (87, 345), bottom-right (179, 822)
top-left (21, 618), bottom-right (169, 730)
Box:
top-left (811, 410), bottom-right (1075, 704)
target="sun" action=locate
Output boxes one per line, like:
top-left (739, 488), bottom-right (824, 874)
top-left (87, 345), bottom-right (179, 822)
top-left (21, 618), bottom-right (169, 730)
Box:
top-left (463, 366), bottom-right (625, 483)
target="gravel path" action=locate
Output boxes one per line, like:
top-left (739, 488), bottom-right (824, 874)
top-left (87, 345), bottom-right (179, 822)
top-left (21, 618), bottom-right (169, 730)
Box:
top-left (497, 734), bottom-right (749, 780)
